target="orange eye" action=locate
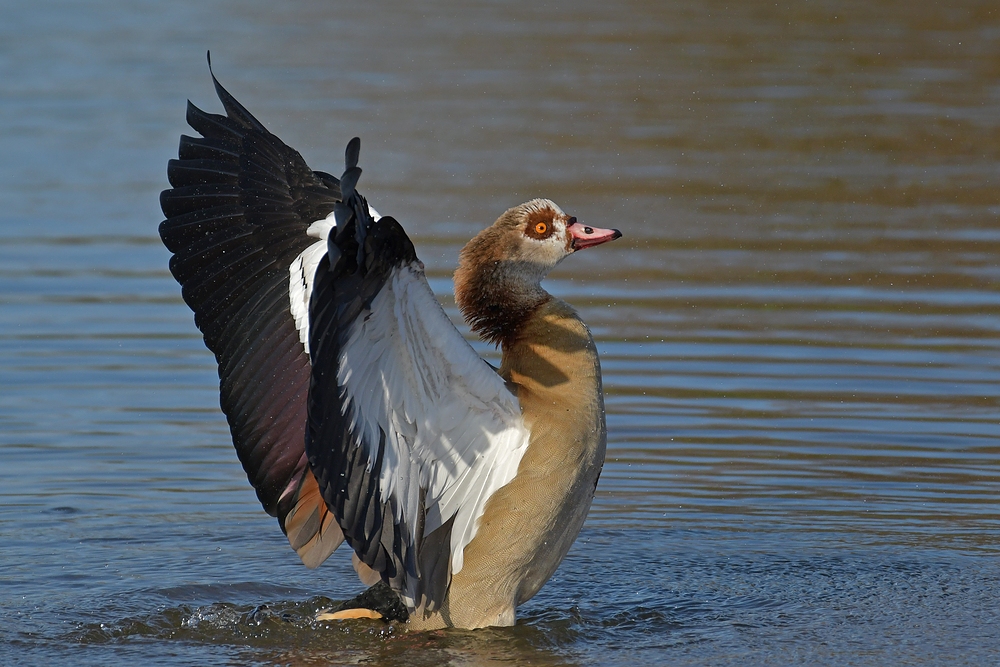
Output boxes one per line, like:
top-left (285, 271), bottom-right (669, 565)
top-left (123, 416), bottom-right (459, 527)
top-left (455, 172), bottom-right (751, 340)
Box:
top-left (534, 222), bottom-right (548, 234)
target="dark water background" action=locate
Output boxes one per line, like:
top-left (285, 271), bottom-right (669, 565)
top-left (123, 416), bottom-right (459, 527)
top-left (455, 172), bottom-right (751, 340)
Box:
top-left (2, 1), bottom-right (999, 665)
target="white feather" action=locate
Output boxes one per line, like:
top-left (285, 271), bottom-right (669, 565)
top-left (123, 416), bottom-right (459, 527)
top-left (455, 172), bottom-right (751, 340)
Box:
top-left (288, 205), bottom-right (381, 356)
top-left (336, 262), bottom-right (530, 579)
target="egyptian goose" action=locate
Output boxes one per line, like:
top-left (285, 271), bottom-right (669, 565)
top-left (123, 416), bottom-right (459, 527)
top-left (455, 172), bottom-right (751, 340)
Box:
top-left (159, 59), bottom-right (621, 630)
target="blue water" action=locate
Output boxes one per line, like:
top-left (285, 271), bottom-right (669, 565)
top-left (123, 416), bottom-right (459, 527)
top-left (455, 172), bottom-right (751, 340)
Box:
top-left (3, 1), bottom-right (999, 665)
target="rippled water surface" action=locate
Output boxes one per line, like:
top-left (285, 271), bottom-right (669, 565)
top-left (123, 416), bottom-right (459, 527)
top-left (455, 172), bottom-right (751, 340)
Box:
top-left (3, 1), bottom-right (999, 665)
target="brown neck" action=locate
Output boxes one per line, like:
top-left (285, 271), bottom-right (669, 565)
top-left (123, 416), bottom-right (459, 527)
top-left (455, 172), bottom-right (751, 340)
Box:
top-left (453, 229), bottom-right (550, 349)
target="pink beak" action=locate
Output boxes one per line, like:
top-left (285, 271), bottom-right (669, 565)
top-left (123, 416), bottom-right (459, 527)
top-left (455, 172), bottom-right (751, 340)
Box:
top-left (567, 218), bottom-right (622, 250)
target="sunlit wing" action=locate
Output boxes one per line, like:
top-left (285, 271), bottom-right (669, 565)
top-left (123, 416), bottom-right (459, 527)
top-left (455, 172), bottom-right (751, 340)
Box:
top-left (307, 191), bottom-right (531, 612)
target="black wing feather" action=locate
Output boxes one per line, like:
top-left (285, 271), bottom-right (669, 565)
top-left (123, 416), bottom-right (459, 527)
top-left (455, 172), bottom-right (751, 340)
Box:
top-left (178, 134), bottom-right (239, 161)
top-left (159, 58), bottom-right (344, 564)
top-left (306, 180), bottom-right (453, 608)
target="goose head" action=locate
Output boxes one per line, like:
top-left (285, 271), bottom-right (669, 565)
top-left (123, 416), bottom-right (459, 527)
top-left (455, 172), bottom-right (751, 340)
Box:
top-left (454, 198), bottom-right (621, 347)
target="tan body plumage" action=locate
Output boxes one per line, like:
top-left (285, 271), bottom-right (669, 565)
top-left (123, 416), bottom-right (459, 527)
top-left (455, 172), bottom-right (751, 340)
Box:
top-left (410, 299), bottom-right (607, 629)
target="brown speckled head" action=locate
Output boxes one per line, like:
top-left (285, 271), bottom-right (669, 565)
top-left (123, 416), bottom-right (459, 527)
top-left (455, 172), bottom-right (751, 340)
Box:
top-left (453, 199), bottom-right (621, 348)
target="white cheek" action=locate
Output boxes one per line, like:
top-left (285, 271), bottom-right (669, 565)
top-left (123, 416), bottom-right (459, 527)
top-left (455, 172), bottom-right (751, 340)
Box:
top-left (540, 233), bottom-right (569, 264)
top-left (516, 226), bottom-right (571, 267)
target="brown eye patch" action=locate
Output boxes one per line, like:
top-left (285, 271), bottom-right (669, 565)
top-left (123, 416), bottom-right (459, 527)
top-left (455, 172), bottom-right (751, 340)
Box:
top-left (525, 209), bottom-right (556, 240)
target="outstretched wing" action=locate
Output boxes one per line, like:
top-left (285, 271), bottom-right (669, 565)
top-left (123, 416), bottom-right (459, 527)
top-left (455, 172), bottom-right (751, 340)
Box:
top-left (159, 56), bottom-right (346, 568)
top-left (307, 188), bottom-right (531, 613)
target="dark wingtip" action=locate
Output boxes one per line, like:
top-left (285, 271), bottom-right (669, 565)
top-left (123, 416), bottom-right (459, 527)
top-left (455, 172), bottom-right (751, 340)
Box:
top-left (336, 138), bottom-right (369, 267)
top-left (204, 51), bottom-right (267, 132)
top-left (340, 166), bottom-right (362, 202)
top-left (206, 50), bottom-right (224, 103)
top-left (206, 50), bottom-right (222, 94)
top-left (346, 137), bottom-right (361, 171)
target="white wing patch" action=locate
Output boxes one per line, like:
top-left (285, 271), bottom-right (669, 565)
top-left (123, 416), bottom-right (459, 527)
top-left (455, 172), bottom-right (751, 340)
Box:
top-left (289, 239), bottom-right (326, 355)
top-left (288, 205), bottom-right (380, 357)
top-left (337, 262), bottom-right (530, 577)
